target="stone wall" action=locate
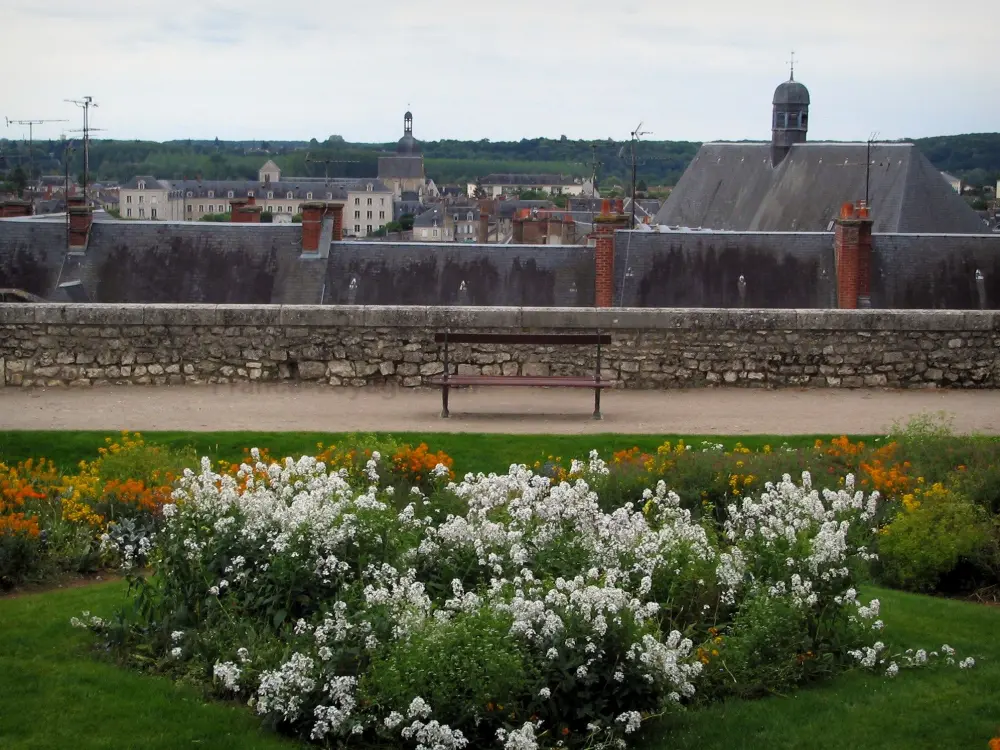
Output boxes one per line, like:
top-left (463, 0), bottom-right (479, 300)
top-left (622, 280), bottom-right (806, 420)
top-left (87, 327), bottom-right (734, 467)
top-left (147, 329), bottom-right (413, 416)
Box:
top-left (1, 304), bottom-right (998, 389)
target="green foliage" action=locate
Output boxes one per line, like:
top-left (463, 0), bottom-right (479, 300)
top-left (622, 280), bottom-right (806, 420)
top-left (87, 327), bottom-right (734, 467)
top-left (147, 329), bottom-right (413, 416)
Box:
top-left (198, 212), bottom-right (230, 222)
top-left (877, 486), bottom-right (993, 592)
top-left (361, 607), bottom-right (531, 736)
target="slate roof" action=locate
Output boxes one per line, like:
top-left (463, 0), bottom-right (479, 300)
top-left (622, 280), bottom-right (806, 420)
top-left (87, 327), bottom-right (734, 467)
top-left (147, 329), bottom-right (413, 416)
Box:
top-left (378, 156), bottom-right (424, 179)
top-left (413, 206), bottom-right (447, 228)
top-left (170, 180), bottom-right (348, 201)
top-left (654, 143), bottom-right (987, 234)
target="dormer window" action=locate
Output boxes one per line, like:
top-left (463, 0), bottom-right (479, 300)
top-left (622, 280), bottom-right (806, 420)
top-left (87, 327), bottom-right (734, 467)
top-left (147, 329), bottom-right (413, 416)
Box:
top-left (227, 190), bottom-right (234, 198)
top-left (306, 192), bottom-right (313, 200)
top-left (326, 193), bottom-right (332, 200)
top-left (208, 190), bottom-right (214, 198)
top-left (247, 190), bottom-right (254, 198)
top-left (267, 191), bottom-right (274, 199)
top-left (287, 191), bottom-right (293, 200)
top-left (467, 212), bottom-right (474, 221)
top-left (186, 191), bottom-right (193, 198)
top-left (137, 181), bottom-right (145, 190)
top-left (366, 183), bottom-right (373, 192)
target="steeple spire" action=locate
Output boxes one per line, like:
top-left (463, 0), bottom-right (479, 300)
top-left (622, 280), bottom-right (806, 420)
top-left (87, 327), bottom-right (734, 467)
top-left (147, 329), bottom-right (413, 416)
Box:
top-left (788, 50), bottom-right (796, 81)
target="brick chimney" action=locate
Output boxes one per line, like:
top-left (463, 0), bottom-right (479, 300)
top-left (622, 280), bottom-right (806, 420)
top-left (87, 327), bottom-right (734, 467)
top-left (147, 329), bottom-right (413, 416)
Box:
top-left (301, 201), bottom-right (344, 252)
top-left (231, 200), bottom-right (262, 224)
top-left (0, 199), bottom-right (33, 218)
top-left (593, 199), bottom-right (630, 307)
top-left (68, 206), bottom-right (93, 249)
top-left (478, 212), bottom-right (489, 243)
top-left (834, 200), bottom-right (874, 309)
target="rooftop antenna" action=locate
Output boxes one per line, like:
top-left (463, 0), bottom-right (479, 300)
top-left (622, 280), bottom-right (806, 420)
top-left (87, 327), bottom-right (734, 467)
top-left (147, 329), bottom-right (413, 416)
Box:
top-left (5, 117), bottom-right (69, 181)
top-left (65, 97), bottom-right (104, 203)
top-left (865, 131), bottom-right (880, 207)
top-left (627, 122), bottom-right (651, 229)
top-left (305, 151), bottom-right (360, 182)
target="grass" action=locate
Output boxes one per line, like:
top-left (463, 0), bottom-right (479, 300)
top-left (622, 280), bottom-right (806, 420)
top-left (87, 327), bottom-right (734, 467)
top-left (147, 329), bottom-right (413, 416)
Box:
top-left (0, 431), bottom-right (877, 476)
top-left (1, 582), bottom-right (996, 750)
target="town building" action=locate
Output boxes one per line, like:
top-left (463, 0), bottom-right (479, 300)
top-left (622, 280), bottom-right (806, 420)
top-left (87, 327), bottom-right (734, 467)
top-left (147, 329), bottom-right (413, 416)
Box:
top-left (118, 161), bottom-right (393, 236)
top-left (378, 111), bottom-right (437, 201)
top-left (468, 174), bottom-right (596, 199)
top-left (654, 69), bottom-right (986, 234)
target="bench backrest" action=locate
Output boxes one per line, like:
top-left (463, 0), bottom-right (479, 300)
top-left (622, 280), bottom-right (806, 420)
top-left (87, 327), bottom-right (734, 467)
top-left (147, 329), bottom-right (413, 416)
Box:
top-left (434, 332), bottom-right (611, 346)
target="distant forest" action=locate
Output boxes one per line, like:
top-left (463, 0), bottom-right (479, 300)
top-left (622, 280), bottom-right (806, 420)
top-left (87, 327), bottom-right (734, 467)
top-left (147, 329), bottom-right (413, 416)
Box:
top-left (1, 133), bottom-right (999, 190)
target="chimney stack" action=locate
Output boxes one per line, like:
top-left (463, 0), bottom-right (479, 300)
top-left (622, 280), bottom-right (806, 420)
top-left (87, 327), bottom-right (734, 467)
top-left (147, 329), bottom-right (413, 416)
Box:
top-left (833, 200), bottom-right (874, 309)
top-left (68, 205), bottom-right (94, 250)
top-left (0, 199), bottom-right (33, 218)
top-left (230, 198), bottom-right (262, 224)
top-left (300, 201), bottom-right (344, 253)
top-left (592, 200), bottom-right (630, 307)
top-left (478, 212), bottom-right (489, 243)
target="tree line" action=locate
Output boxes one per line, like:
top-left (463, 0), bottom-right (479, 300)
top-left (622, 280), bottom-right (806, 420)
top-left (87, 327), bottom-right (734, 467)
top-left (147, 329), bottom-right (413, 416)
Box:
top-left (1, 133), bottom-right (998, 192)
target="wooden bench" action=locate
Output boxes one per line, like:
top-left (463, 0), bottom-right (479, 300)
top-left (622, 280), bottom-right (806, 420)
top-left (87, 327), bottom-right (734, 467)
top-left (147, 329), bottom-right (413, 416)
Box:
top-left (427, 331), bottom-right (614, 419)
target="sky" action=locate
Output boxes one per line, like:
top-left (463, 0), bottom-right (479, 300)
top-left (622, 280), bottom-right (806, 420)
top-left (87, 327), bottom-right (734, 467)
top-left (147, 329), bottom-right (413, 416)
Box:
top-left (4, 0), bottom-right (995, 145)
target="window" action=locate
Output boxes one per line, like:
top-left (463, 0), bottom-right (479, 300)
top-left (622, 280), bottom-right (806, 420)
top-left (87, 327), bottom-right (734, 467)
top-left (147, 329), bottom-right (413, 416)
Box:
top-left (366, 224), bottom-right (372, 234)
top-left (126, 208), bottom-right (132, 217)
top-left (421, 229), bottom-right (428, 238)
top-left (367, 210), bottom-right (372, 219)
top-left (366, 183), bottom-right (373, 192)
top-left (287, 191), bottom-right (293, 200)
top-left (227, 190), bottom-right (234, 198)
top-left (306, 192), bottom-right (313, 200)
top-left (467, 212), bottom-right (474, 221)
top-left (367, 197), bottom-right (372, 205)
top-left (379, 211), bottom-right (385, 219)
top-left (208, 190), bottom-right (214, 198)
top-left (139, 208), bottom-right (145, 218)
top-left (208, 205), bottom-right (214, 213)
top-left (137, 181), bottom-right (145, 190)
top-left (355, 224), bottom-right (361, 233)
top-left (187, 205), bottom-right (192, 213)
top-left (432, 229), bottom-right (439, 238)
top-left (199, 204), bottom-right (204, 212)
top-left (247, 190), bottom-right (254, 198)
top-left (354, 197), bottom-right (360, 205)
top-left (326, 193), bottom-right (332, 200)
top-left (126, 195), bottom-right (132, 204)
top-left (138, 195), bottom-right (144, 203)
top-left (151, 208), bottom-right (157, 219)
top-left (267, 191), bottom-right (274, 199)
top-left (266, 205), bottom-right (273, 212)
top-left (354, 210), bottom-right (360, 219)
top-left (380, 198), bottom-right (385, 205)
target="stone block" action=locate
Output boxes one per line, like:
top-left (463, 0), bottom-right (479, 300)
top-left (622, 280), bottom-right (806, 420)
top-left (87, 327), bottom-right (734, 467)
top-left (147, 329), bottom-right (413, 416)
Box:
top-left (142, 305), bottom-right (216, 326)
top-left (457, 364), bottom-right (481, 376)
top-left (278, 306), bottom-right (360, 327)
top-left (327, 360), bottom-right (355, 378)
top-left (0, 305), bottom-right (35, 324)
top-left (419, 361), bottom-right (444, 375)
top-left (502, 362), bottom-right (519, 376)
top-left (298, 361), bottom-right (328, 379)
top-left (522, 362), bottom-right (550, 377)
top-left (216, 305), bottom-right (281, 327)
top-left (864, 374), bottom-right (888, 387)
top-left (380, 361), bottom-right (396, 376)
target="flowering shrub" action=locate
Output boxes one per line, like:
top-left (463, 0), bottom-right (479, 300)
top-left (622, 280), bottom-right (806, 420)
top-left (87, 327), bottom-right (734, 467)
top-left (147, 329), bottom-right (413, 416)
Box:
top-left (82, 446), bottom-right (922, 749)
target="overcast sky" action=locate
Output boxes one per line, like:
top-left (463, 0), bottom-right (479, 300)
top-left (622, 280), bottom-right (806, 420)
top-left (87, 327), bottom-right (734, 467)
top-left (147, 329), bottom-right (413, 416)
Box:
top-left (4, 0), bottom-right (994, 145)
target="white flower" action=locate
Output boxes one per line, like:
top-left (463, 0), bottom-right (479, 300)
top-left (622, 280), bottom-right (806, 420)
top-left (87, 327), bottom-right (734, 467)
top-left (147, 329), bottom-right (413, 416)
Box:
top-left (538, 687), bottom-right (551, 699)
top-left (213, 661), bottom-right (241, 691)
top-left (616, 710), bottom-right (642, 734)
top-left (884, 662), bottom-right (899, 678)
top-left (171, 630), bottom-right (185, 642)
top-left (959, 657), bottom-right (975, 669)
top-left (407, 696), bottom-right (432, 719)
top-left (170, 647), bottom-right (182, 658)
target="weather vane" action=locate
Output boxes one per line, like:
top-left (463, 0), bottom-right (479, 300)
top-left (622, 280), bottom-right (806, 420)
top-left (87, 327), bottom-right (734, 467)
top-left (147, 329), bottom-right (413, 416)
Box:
top-left (788, 51), bottom-right (796, 80)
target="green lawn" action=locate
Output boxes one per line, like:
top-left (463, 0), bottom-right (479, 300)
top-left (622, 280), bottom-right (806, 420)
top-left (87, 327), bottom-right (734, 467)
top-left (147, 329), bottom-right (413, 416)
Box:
top-left (0, 431), bottom-right (873, 476)
top-left (1, 582), bottom-right (996, 750)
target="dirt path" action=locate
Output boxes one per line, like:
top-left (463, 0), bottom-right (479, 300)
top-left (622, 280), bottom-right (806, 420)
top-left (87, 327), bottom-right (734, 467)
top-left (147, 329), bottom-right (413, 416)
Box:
top-left (1, 384), bottom-right (998, 435)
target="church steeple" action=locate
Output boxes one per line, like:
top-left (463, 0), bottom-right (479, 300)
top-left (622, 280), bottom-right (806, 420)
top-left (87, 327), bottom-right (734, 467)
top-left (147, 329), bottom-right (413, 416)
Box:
top-left (404, 110), bottom-right (412, 136)
top-left (771, 53), bottom-right (810, 167)
top-left (396, 109), bottom-right (420, 155)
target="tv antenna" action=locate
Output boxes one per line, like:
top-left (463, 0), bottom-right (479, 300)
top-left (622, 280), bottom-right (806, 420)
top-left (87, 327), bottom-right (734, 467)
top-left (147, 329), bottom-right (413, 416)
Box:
top-left (305, 152), bottom-right (360, 182)
top-left (5, 117), bottom-right (69, 180)
top-left (66, 97), bottom-right (104, 201)
top-left (620, 122), bottom-right (652, 228)
top-left (865, 131), bottom-right (880, 207)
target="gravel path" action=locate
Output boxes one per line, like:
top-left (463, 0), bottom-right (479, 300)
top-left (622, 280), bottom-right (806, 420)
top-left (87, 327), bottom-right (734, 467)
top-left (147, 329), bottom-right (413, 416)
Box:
top-left (1, 385), bottom-right (998, 435)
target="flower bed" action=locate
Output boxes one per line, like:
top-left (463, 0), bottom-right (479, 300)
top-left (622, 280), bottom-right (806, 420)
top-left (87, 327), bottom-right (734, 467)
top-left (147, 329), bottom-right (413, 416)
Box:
top-left (75, 440), bottom-right (980, 750)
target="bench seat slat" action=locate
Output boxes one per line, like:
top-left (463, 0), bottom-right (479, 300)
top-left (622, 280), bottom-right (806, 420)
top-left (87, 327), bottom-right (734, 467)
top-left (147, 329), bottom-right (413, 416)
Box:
top-left (428, 375), bottom-right (614, 388)
top-left (434, 333), bottom-right (610, 346)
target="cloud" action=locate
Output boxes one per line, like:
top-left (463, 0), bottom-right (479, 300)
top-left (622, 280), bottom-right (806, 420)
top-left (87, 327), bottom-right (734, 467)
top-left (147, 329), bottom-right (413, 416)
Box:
top-left (3, 0), bottom-right (994, 144)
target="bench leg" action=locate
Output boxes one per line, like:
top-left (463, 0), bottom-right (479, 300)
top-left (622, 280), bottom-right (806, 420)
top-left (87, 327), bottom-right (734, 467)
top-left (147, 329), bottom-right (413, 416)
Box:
top-left (441, 383), bottom-right (450, 419)
top-left (593, 387), bottom-right (602, 420)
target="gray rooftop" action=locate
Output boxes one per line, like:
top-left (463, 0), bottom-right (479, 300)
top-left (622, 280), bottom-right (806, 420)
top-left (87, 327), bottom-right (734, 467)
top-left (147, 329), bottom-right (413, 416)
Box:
top-left (654, 142), bottom-right (987, 234)
top-left (378, 156), bottom-right (424, 180)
